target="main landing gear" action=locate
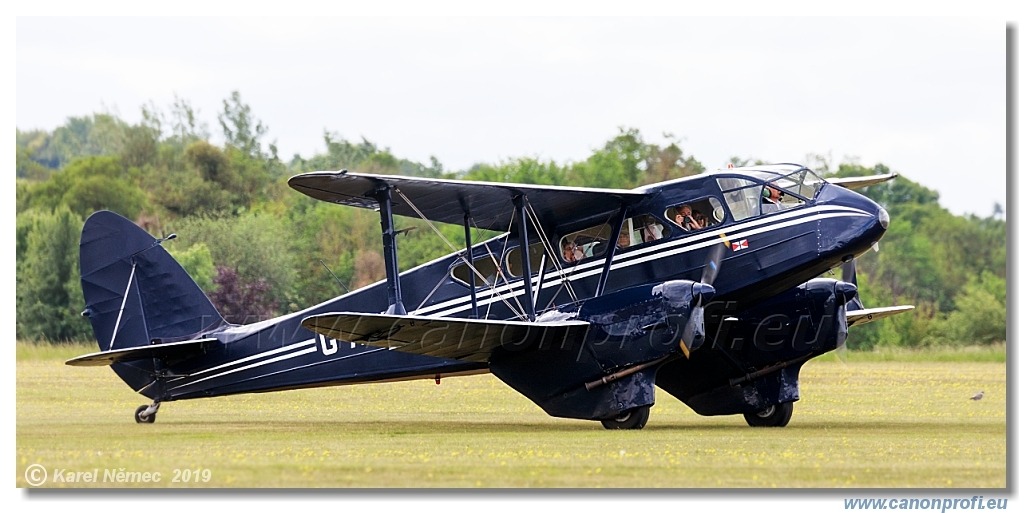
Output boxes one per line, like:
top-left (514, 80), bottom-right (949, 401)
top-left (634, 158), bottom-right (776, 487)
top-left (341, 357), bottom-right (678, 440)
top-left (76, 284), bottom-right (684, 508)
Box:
top-left (743, 402), bottom-right (793, 427)
top-left (134, 402), bottom-right (161, 423)
top-left (600, 405), bottom-right (651, 430)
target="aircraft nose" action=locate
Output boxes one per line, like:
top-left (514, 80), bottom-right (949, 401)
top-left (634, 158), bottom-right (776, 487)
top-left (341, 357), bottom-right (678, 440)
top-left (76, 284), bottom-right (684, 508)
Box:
top-left (878, 207), bottom-right (890, 230)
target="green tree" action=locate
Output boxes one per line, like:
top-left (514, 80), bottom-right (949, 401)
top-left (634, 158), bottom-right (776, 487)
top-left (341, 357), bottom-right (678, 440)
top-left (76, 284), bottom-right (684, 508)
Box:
top-left (186, 140), bottom-right (236, 189)
top-left (18, 155), bottom-right (149, 220)
top-left (169, 213), bottom-right (299, 313)
top-left (168, 242), bottom-right (217, 292)
top-left (16, 207), bottom-right (91, 341)
top-left (933, 272), bottom-right (1006, 346)
top-left (466, 158), bottom-right (567, 186)
top-left (219, 90), bottom-right (269, 159)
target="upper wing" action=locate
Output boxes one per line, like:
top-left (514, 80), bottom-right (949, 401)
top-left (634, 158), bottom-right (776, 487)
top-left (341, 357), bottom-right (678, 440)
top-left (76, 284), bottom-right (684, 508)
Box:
top-left (301, 312), bottom-right (590, 363)
top-left (827, 173), bottom-right (899, 190)
top-left (847, 305), bottom-right (915, 328)
top-left (288, 170), bottom-right (646, 233)
top-left (66, 338), bottom-right (218, 367)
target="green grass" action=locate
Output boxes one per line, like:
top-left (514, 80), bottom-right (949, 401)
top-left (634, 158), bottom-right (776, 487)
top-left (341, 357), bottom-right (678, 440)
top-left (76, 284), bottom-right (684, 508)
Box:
top-left (16, 342), bottom-right (1006, 488)
top-left (826, 344), bottom-right (1007, 363)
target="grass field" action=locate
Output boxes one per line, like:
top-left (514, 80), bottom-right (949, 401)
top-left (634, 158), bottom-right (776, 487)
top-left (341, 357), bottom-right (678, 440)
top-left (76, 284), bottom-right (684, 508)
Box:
top-left (16, 343), bottom-right (1006, 488)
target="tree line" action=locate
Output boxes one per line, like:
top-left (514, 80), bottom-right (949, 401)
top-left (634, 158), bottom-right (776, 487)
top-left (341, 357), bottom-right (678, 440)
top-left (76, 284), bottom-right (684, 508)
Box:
top-left (15, 91), bottom-right (1006, 349)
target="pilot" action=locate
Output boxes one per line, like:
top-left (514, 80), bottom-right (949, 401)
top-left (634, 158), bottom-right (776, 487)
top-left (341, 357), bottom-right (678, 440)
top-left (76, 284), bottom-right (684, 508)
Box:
top-left (562, 240), bottom-right (584, 263)
top-left (762, 186), bottom-right (783, 213)
top-left (674, 205), bottom-right (705, 231)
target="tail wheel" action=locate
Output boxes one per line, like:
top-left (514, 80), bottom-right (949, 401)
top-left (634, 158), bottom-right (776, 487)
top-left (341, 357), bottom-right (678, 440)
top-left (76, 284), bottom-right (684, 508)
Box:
top-left (743, 402), bottom-right (793, 427)
top-left (600, 405), bottom-right (651, 430)
top-left (134, 405), bottom-right (157, 424)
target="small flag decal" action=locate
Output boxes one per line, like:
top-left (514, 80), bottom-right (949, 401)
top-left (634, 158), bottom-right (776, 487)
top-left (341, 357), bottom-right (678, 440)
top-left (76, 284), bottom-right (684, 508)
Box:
top-left (731, 239), bottom-right (749, 251)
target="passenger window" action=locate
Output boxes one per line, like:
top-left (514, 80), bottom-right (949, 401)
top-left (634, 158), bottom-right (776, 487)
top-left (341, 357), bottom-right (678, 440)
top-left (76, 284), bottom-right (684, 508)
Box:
top-left (451, 254), bottom-right (503, 288)
top-left (559, 224), bottom-right (612, 264)
top-left (506, 242), bottom-right (556, 277)
top-left (665, 197), bottom-right (724, 231)
top-left (617, 214), bottom-right (669, 250)
top-left (716, 178), bottom-right (761, 221)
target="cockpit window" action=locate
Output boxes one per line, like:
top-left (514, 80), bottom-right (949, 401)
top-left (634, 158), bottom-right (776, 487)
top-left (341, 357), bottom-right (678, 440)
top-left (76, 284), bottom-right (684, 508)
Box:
top-left (666, 197), bottom-right (724, 231)
top-left (718, 169), bottom-right (820, 220)
top-left (784, 168), bottom-right (825, 199)
top-left (736, 168), bottom-right (824, 202)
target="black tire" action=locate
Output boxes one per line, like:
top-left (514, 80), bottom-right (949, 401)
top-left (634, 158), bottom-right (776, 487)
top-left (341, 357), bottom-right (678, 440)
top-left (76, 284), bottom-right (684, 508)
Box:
top-left (135, 405), bottom-right (156, 424)
top-left (743, 402), bottom-right (793, 427)
top-left (600, 406), bottom-right (651, 430)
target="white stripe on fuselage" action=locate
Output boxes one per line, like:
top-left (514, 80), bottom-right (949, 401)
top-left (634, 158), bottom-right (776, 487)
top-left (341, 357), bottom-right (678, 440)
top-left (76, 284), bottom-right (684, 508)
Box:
top-left (415, 205), bottom-right (871, 318)
top-left (169, 339), bottom-right (320, 391)
top-left (168, 338), bottom-right (317, 382)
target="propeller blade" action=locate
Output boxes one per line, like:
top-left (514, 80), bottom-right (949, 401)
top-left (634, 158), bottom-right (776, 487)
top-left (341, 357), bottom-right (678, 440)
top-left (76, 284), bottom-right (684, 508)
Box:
top-left (700, 242), bottom-right (727, 285)
top-left (680, 305), bottom-right (706, 356)
top-left (841, 259), bottom-right (857, 286)
top-left (833, 279), bottom-right (853, 364)
top-left (839, 258), bottom-right (865, 311)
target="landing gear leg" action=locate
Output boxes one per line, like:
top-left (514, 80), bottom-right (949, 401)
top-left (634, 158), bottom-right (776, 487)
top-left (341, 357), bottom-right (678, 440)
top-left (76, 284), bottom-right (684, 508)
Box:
top-left (134, 402), bottom-right (160, 424)
top-left (743, 402), bottom-right (793, 427)
top-left (600, 405), bottom-right (651, 430)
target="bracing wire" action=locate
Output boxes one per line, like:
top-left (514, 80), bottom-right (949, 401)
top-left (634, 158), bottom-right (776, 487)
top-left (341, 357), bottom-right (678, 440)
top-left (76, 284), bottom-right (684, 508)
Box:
top-left (394, 187), bottom-right (529, 321)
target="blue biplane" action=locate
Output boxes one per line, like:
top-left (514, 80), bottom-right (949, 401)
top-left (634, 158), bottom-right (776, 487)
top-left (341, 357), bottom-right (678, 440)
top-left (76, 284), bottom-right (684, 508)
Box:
top-left (68, 164), bottom-right (912, 428)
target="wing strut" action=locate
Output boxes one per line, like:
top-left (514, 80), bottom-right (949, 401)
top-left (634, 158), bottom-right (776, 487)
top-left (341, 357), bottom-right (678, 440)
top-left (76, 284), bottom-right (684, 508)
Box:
top-left (596, 206), bottom-right (628, 297)
top-left (514, 194), bottom-right (537, 321)
top-left (463, 213), bottom-right (479, 319)
top-left (375, 183), bottom-right (406, 315)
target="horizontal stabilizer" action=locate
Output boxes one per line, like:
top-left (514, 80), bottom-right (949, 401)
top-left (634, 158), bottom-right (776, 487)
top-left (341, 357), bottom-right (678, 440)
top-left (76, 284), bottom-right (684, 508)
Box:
top-left (302, 313), bottom-right (590, 363)
top-left (66, 338), bottom-right (218, 367)
top-left (847, 305), bottom-right (915, 328)
top-left (827, 173), bottom-right (898, 190)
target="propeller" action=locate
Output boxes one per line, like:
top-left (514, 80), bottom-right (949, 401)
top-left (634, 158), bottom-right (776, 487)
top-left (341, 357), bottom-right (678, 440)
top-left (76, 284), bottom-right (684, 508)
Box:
top-left (834, 258), bottom-right (862, 362)
top-left (841, 259), bottom-right (865, 311)
top-left (679, 241), bottom-right (727, 355)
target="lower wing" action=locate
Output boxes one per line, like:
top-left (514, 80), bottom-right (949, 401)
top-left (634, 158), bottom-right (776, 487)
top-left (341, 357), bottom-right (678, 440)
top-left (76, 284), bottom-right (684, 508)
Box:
top-left (301, 313), bottom-right (590, 363)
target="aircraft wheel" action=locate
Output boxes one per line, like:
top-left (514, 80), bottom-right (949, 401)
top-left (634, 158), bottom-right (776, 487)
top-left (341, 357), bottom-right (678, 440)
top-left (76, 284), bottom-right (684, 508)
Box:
top-left (135, 405), bottom-right (157, 424)
top-left (600, 406), bottom-right (650, 430)
top-left (743, 402), bottom-right (793, 427)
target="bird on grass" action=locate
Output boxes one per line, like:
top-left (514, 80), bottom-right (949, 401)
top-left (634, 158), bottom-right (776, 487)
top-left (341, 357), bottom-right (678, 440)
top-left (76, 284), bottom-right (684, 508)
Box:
top-left (970, 391), bottom-right (985, 401)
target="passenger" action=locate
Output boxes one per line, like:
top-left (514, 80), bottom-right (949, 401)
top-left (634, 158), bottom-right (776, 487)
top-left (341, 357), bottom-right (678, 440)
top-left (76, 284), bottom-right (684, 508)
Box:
top-left (616, 230), bottom-right (632, 249)
top-left (762, 186), bottom-right (783, 213)
top-left (484, 269), bottom-right (503, 286)
top-left (562, 240), bottom-right (584, 263)
top-left (674, 205), bottom-right (705, 231)
top-left (692, 209), bottom-right (709, 228)
top-left (641, 220), bottom-right (664, 242)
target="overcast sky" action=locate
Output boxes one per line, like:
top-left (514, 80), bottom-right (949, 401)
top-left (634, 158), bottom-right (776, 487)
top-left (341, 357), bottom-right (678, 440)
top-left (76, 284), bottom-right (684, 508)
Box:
top-left (15, 16), bottom-right (1008, 217)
